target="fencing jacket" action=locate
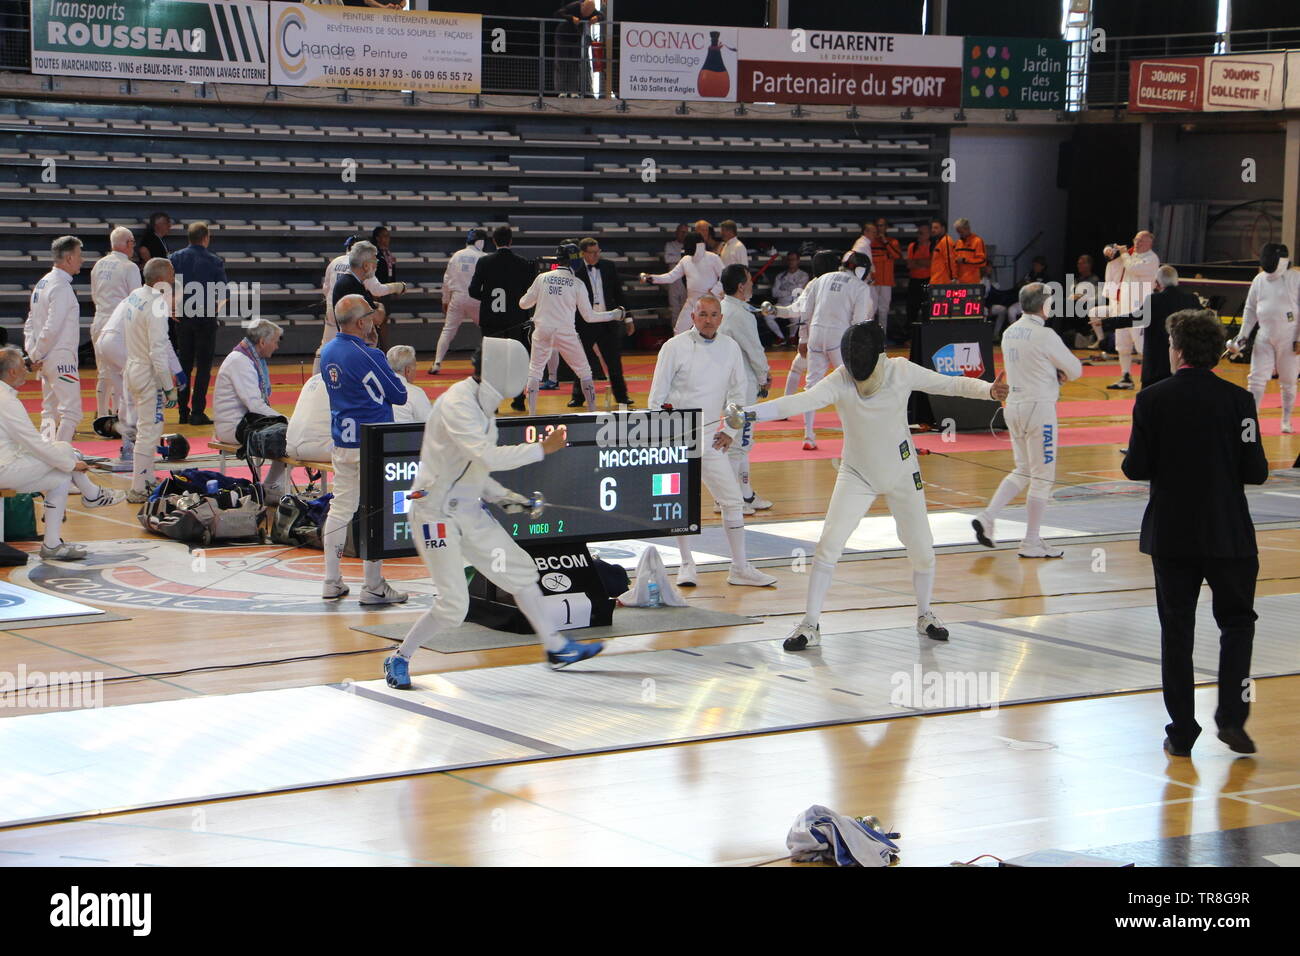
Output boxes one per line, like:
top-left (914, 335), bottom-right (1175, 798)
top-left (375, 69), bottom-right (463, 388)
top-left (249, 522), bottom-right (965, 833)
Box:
top-left (1000, 313), bottom-right (1084, 404)
top-left (285, 374), bottom-right (333, 462)
top-left (122, 285), bottom-right (175, 392)
top-left (409, 375), bottom-right (542, 512)
top-left (25, 268), bottom-right (80, 362)
top-left (322, 254), bottom-right (398, 331)
top-left (90, 251), bottom-right (141, 342)
top-left (1114, 249), bottom-right (1160, 316)
top-left (519, 265), bottom-right (620, 327)
top-left (719, 295), bottom-right (768, 395)
top-left (444, 245), bottom-right (486, 299)
top-left (648, 327), bottom-right (745, 443)
top-left (748, 358), bottom-right (994, 492)
top-left (0, 380), bottom-right (79, 473)
top-left (780, 271), bottom-right (873, 345)
top-left (719, 237), bottom-right (749, 269)
top-left (213, 349), bottom-right (278, 444)
top-left (1239, 268), bottom-right (1300, 349)
top-left (648, 251), bottom-right (724, 300)
top-left (392, 375), bottom-right (434, 424)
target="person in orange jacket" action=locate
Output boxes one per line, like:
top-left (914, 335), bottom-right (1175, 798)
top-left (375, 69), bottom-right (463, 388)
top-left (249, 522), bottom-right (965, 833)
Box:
top-left (929, 219), bottom-right (958, 285)
top-left (953, 218), bottom-right (988, 284)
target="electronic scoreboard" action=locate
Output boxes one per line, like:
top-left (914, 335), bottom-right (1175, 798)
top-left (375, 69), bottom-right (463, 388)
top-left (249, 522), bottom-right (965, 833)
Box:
top-left (928, 284), bottom-right (986, 320)
top-left (358, 409), bottom-right (704, 561)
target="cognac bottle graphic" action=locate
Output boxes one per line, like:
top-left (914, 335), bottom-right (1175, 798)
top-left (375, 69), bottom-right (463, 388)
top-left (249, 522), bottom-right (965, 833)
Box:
top-left (697, 31), bottom-right (731, 98)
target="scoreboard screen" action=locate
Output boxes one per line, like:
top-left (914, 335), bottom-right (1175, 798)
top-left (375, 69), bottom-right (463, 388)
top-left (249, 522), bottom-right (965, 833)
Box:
top-left (928, 284), bottom-right (986, 320)
top-left (358, 410), bottom-right (703, 560)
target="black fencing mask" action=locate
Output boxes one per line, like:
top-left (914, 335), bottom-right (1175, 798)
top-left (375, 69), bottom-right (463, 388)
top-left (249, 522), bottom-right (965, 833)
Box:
top-left (811, 250), bottom-right (841, 277)
top-left (1260, 242), bottom-right (1290, 275)
top-left (841, 322), bottom-right (886, 381)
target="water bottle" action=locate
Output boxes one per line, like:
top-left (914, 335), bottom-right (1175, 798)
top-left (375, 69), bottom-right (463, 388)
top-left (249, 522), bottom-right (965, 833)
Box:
top-left (205, 479), bottom-right (220, 495)
top-left (647, 579), bottom-right (661, 608)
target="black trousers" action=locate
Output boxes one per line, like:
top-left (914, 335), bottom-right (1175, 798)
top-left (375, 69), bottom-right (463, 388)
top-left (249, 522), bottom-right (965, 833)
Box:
top-left (1151, 554), bottom-right (1258, 749)
top-left (570, 320), bottom-right (629, 403)
top-left (176, 316), bottom-right (218, 416)
top-left (905, 278), bottom-right (928, 327)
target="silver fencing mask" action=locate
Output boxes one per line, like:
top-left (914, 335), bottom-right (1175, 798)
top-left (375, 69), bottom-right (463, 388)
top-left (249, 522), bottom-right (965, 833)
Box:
top-left (1260, 242), bottom-right (1290, 275)
top-left (841, 322), bottom-right (886, 381)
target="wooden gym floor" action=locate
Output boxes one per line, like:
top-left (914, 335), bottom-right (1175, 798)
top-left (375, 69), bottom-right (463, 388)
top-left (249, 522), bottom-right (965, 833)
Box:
top-left (0, 346), bottom-right (1297, 866)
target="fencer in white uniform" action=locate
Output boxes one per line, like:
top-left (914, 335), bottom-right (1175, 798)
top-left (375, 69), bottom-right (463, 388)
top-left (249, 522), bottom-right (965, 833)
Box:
top-left (663, 225), bottom-right (688, 321)
top-left (285, 373), bottom-right (332, 462)
top-left (717, 264), bottom-right (771, 512)
top-left (1231, 242), bottom-right (1300, 433)
top-left (432, 229), bottom-right (487, 373)
top-left (648, 295), bottom-right (777, 589)
top-left (387, 345), bottom-right (433, 424)
top-left (519, 241), bottom-right (624, 414)
top-left (123, 259), bottom-right (181, 501)
top-left (90, 227), bottom-right (141, 418)
top-left (732, 322), bottom-right (1008, 647)
top-left (771, 252), bottom-right (874, 449)
top-left (383, 338), bottom-right (604, 689)
top-left (1103, 232), bottom-right (1160, 389)
top-left (25, 236), bottom-right (85, 443)
top-left (641, 236), bottom-right (725, 334)
top-left (973, 283), bottom-right (1083, 558)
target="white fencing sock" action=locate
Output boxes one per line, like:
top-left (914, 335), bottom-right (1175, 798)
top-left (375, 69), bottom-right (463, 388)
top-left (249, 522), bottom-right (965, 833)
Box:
top-left (513, 585), bottom-right (568, 652)
top-left (784, 353), bottom-right (806, 397)
top-left (546, 351), bottom-right (560, 381)
top-left (723, 521), bottom-right (749, 569)
top-left (913, 568), bottom-right (934, 616)
top-left (363, 559), bottom-right (383, 591)
top-left (581, 378), bottom-right (597, 411)
top-left (803, 560), bottom-right (835, 625)
top-left (526, 378), bottom-right (540, 415)
top-left (41, 480), bottom-right (71, 548)
top-left (803, 410), bottom-right (816, 442)
top-left (984, 473), bottom-right (1029, 521)
top-left (676, 536), bottom-right (694, 568)
top-left (1024, 495), bottom-right (1049, 543)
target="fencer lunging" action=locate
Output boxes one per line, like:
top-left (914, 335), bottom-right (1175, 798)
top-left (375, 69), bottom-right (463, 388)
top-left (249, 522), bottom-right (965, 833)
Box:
top-left (733, 322), bottom-right (1008, 648)
top-left (384, 338), bottom-right (602, 689)
top-left (973, 283), bottom-right (1083, 558)
top-left (1230, 242), bottom-right (1300, 433)
top-left (519, 241), bottom-right (624, 414)
top-left (649, 295), bottom-right (777, 589)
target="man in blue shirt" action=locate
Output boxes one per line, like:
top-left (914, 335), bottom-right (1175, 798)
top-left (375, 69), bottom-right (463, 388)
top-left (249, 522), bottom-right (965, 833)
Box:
top-left (169, 221), bottom-right (228, 426)
top-left (319, 294), bottom-right (409, 604)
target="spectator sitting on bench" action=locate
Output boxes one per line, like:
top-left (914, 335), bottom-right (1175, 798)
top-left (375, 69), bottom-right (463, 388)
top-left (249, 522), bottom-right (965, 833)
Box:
top-left (0, 345), bottom-right (125, 560)
top-left (214, 319), bottom-right (287, 498)
top-left (387, 345), bottom-right (432, 424)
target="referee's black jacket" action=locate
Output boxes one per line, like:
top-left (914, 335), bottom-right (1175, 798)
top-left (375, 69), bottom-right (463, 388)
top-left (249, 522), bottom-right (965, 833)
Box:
top-left (468, 247), bottom-right (536, 337)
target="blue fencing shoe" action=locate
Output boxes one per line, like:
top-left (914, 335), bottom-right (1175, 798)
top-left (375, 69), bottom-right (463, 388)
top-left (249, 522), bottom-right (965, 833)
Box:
top-left (384, 654), bottom-right (412, 690)
top-left (546, 639), bottom-right (604, 670)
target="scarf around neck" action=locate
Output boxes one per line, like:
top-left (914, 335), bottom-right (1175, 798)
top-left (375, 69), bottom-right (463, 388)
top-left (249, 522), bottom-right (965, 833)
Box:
top-left (236, 337), bottom-right (271, 402)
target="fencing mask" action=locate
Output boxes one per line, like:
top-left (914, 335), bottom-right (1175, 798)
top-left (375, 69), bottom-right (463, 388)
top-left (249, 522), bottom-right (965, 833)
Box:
top-left (478, 337), bottom-right (529, 401)
top-left (467, 228), bottom-right (488, 251)
top-left (92, 414), bottom-right (122, 439)
top-left (1260, 242), bottom-right (1290, 276)
top-left (158, 433), bottom-right (190, 462)
top-left (811, 250), bottom-right (840, 278)
top-left (843, 251), bottom-right (872, 281)
top-left (556, 240), bottom-right (580, 262)
top-left (841, 322), bottom-right (886, 382)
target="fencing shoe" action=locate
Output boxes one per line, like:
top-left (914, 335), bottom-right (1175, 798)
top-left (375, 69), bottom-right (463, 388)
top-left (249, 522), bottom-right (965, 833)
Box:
top-left (1107, 374), bottom-right (1134, 390)
top-left (1018, 539), bottom-right (1064, 559)
top-left (802, 439), bottom-right (818, 451)
top-left (728, 564), bottom-right (777, 587)
top-left (547, 638), bottom-right (604, 670)
top-left (322, 579), bottom-right (350, 600)
top-left (39, 541), bottom-right (88, 561)
top-left (361, 580), bottom-right (409, 606)
top-left (783, 622), bottom-right (821, 652)
top-left (384, 655), bottom-right (412, 690)
top-left (82, 488), bottom-right (127, 509)
top-left (745, 494), bottom-right (773, 510)
top-left (677, 560), bottom-right (698, 588)
top-left (972, 513), bottom-right (996, 548)
top-left (126, 482), bottom-right (156, 505)
top-left (916, 612), bottom-right (949, 642)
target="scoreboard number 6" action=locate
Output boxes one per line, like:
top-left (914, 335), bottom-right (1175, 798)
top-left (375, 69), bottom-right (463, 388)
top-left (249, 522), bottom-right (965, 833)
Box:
top-left (600, 476), bottom-right (617, 511)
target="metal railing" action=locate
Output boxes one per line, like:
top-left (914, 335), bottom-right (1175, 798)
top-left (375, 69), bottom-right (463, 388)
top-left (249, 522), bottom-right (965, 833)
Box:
top-left (1084, 26), bottom-right (1300, 110)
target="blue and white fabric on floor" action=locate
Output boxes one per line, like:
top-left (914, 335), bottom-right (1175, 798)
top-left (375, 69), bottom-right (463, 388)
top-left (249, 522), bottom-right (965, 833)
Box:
top-left (786, 805), bottom-right (900, 867)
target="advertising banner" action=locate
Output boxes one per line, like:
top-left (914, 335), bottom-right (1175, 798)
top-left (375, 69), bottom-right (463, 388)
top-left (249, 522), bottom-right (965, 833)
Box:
top-left (1129, 52), bottom-right (1286, 113)
top-left (961, 36), bottom-right (1068, 110)
top-left (618, 22), bottom-right (738, 102)
top-left (269, 2), bottom-right (480, 93)
top-left (28, 0), bottom-right (269, 84)
top-left (735, 28), bottom-right (963, 106)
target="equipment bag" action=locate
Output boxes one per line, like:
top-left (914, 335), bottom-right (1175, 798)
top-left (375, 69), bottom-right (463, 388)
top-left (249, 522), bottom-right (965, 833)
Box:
top-left (270, 491), bottom-right (333, 550)
top-left (236, 412), bottom-right (289, 461)
top-left (137, 469), bottom-right (267, 545)
top-left (3, 493), bottom-right (39, 542)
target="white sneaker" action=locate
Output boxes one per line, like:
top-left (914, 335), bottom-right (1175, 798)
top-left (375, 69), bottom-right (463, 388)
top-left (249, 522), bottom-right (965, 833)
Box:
top-left (713, 501), bottom-right (756, 515)
top-left (745, 495), bottom-right (773, 510)
top-left (1018, 539), bottom-right (1064, 559)
top-left (783, 621), bottom-right (820, 651)
top-left (82, 488), bottom-right (127, 509)
top-left (322, 579), bottom-right (350, 600)
top-left (39, 541), bottom-right (88, 561)
top-left (727, 564), bottom-right (777, 587)
top-left (1283, 419), bottom-right (1294, 434)
top-left (360, 579), bottom-right (409, 606)
top-left (916, 612), bottom-right (949, 642)
top-left (972, 513), bottom-right (996, 548)
top-left (802, 439), bottom-right (818, 451)
top-left (676, 561), bottom-right (697, 588)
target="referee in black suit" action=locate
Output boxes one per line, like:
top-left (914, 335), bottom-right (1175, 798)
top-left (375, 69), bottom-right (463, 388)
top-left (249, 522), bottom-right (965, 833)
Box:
top-left (1122, 308), bottom-right (1269, 757)
top-left (468, 225), bottom-right (535, 411)
top-left (1093, 264), bottom-right (1201, 389)
top-left (568, 238), bottom-right (633, 407)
